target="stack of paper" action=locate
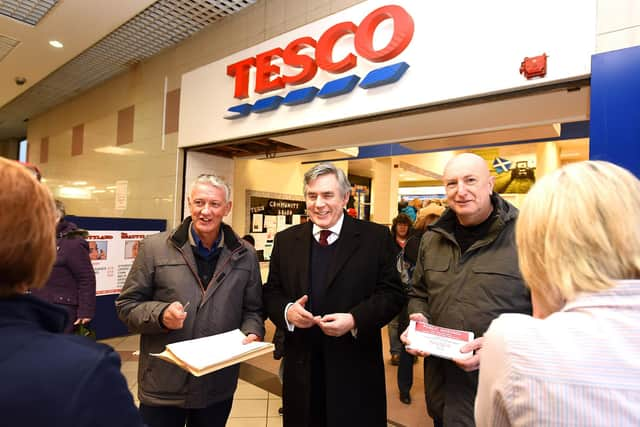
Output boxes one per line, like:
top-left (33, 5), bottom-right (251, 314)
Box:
top-left (152, 329), bottom-right (274, 377)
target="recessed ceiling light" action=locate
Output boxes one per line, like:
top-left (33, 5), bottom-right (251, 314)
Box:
top-left (49, 40), bottom-right (63, 48)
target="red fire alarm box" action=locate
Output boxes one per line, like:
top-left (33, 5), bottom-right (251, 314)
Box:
top-left (520, 53), bottom-right (547, 79)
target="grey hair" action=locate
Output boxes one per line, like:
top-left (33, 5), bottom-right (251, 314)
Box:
top-left (303, 162), bottom-right (351, 197)
top-left (54, 199), bottom-right (66, 218)
top-left (190, 174), bottom-right (231, 202)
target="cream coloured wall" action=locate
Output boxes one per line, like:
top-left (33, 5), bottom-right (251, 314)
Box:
top-left (26, 0), bottom-right (365, 225)
top-left (535, 142), bottom-right (560, 178)
top-left (596, 0), bottom-right (640, 52)
top-left (369, 157), bottom-right (398, 226)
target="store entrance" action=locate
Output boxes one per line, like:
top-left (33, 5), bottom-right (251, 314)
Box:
top-left (185, 81), bottom-right (590, 235)
top-left (184, 81), bottom-right (590, 427)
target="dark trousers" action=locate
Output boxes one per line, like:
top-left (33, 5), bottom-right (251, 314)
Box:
top-left (139, 399), bottom-right (233, 427)
top-left (309, 338), bottom-right (327, 427)
top-left (397, 347), bottom-right (414, 395)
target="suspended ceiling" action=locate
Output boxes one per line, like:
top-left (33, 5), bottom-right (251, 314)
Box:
top-left (0, 0), bottom-right (257, 141)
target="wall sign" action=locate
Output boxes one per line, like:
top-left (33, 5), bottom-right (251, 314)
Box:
top-left (245, 190), bottom-right (306, 261)
top-left (180, 0), bottom-right (596, 147)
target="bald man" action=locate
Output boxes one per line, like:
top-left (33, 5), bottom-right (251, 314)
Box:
top-left (403, 153), bottom-right (532, 427)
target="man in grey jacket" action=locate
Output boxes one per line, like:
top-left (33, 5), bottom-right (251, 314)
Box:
top-left (116, 174), bottom-right (264, 427)
top-left (402, 153), bottom-right (532, 427)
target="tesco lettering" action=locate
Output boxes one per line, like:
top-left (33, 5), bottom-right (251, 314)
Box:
top-left (226, 5), bottom-right (414, 99)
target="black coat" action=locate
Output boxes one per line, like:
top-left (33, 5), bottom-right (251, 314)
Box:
top-left (263, 215), bottom-right (406, 426)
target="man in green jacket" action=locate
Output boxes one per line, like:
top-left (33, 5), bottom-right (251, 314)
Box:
top-left (116, 174), bottom-right (264, 427)
top-left (403, 153), bottom-right (532, 427)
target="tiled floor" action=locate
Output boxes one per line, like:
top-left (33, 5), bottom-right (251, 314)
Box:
top-left (100, 322), bottom-right (433, 427)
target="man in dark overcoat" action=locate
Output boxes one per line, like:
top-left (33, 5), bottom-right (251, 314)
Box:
top-left (263, 162), bottom-right (406, 427)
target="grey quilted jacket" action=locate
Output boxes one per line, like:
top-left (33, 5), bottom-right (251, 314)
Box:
top-left (115, 218), bottom-right (264, 408)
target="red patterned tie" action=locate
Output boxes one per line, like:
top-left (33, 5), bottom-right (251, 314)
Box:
top-left (319, 230), bottom-right (331, 246)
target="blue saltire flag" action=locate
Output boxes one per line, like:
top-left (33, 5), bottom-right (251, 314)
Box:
top-left (493, 157), bottom-right (512, 174)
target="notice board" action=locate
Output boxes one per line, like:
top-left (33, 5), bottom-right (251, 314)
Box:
top-left (245, 190), bottom-right (306, 261)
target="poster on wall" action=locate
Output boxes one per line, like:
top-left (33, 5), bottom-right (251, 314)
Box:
top-left (65, 216), bottom-right (166, 340)
top-left (472, 148), bottom-right (536, 194)
top-left (87, 230), bottom-right (158, 295)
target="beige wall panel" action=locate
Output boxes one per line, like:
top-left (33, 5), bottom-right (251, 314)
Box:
top-left (597, 26), bottom-right (640, 52)
top-left (596, 0), bottom-right (640, 52)
top-left (134, 117), bottom-right (163, 143)
top-left (117, 106), bottom-right (135, 146)
top-left (597, 0), bottom-right (640, 34)
top-left (48, 130), bottom-right (72, 160)
top-left (86, 114), bottom-right (118, 150)
top-left (40, 137), bottom-right (49, 163)
top-left (165, 89), bottom-right (181, 135)
top-left (308, 4), bottom-right (332, 22)
top-left (71, 124), bottom-right (84, 156)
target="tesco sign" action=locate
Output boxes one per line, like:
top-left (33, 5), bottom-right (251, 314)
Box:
top-left (226, 4), bottom-right (415, 101)
top-left (180, 0), bottom-right (597, 145)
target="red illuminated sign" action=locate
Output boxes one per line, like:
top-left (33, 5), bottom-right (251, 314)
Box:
top-left (226, 5), bottom-right (414, 99)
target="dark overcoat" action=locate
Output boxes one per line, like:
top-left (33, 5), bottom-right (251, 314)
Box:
top-left (263, 214), bottom-right (406, 426)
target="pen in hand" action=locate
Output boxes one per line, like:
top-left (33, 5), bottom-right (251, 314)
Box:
top-left (183, 301), bottom-right (190, 312)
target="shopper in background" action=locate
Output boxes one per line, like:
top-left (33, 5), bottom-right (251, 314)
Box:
top-left (395, 207), bottom-right (444, 405)
top-left (399, 198), bottom-right (417, 222)
top-left (403, 153), bottom-right (532, 426)
top-left (414, 203), bottom-right (446, 234)
top-left (0, 157), bottom-right (144, 427)
top-left (387, 213), bottom-right (414, 367)
top-left (263, 162), bottom-right (405, 427)
top-left (116, 174), bottom-right (264, 427)
top-left (31, 199), bottom-right (96, 333)
top-left (476, 160), bottom-right (640, 426)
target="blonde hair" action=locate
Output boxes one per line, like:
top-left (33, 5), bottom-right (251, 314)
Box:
top-left (516, 160), bottom-right (640, 314)
top-left (0, 158), bottom-right (57, 296)
top-left (414, 204), bottom-right (445, 231)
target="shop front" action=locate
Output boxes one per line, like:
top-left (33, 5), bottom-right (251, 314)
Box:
top-left (178, 1), bottom-right (638, 239)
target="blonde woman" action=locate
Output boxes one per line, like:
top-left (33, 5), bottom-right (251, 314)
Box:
top-left (476, 161), bottom-right (640, 426)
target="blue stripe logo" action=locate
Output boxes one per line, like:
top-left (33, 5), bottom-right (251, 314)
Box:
top-left (224, 61), bottom-right (410, 119)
